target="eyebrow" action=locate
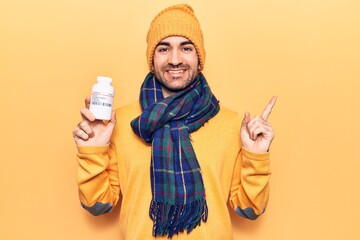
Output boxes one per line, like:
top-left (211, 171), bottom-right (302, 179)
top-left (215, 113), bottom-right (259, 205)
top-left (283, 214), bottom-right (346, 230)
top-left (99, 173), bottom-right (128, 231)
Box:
top-left (156, 40), bottom-right (194, 47)
top-left (180, 41), bottom-right (194, 46)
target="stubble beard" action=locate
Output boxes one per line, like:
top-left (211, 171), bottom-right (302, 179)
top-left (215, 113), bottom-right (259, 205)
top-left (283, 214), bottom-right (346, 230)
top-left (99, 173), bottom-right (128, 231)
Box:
top-left (153, 64), bottom-right (199, 93)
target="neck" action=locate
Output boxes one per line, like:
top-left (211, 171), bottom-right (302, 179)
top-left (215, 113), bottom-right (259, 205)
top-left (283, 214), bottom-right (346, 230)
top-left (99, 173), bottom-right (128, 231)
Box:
top-left (161, 87), bottom-right (174, 98)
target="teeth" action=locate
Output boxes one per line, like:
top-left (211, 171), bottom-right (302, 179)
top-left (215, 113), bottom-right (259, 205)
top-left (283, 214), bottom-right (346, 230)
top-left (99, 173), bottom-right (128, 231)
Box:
top-left (168, 70), bottom-right (185, 74)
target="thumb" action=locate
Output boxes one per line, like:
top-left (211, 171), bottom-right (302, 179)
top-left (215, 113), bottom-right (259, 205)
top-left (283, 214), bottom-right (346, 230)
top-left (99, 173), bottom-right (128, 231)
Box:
top-left (241, 112), bottom-right (250, 128)
top-left (110, 110), bottom-right (117, 124)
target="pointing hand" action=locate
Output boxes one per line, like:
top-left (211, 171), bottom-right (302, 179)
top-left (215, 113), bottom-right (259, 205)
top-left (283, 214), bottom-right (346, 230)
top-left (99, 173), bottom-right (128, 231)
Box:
top-left (240, 96), bottom-right (277, 153)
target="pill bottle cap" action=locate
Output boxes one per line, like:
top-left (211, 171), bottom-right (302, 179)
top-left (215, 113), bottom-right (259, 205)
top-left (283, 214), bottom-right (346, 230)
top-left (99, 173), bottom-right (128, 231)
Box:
top-left (97, 76), bottom-right (112, 84)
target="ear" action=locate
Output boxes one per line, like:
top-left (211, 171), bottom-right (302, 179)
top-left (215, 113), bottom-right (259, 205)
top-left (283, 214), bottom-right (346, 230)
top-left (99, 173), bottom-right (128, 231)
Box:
top-left (151, 61), bottom-right (154, 72)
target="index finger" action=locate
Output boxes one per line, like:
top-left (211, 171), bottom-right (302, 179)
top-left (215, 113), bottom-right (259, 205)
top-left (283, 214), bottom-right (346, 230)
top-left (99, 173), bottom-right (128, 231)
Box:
top-left (80, 108), bottom-right (96, 122)
top-left (261, 96), bottom-right (277, 120)
top-left (85, 96), bottom-right (91, 109)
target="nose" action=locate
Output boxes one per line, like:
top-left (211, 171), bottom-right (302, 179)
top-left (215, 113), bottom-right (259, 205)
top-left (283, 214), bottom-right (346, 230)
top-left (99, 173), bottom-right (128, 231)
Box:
top-left (168, 49), bottom-right (182, 66)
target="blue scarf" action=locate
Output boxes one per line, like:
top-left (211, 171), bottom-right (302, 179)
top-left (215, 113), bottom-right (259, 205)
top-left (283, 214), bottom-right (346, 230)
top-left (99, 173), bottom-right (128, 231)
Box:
top-left (131, 72), bottom-right (220, 238)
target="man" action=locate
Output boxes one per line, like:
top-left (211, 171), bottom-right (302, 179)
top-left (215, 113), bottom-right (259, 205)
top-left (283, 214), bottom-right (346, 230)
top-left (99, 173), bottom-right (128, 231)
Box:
top-left (73, 4), bottom-right (276, 239)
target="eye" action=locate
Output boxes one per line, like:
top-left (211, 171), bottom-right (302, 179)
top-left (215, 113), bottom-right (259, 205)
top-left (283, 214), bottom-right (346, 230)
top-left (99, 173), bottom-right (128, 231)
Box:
top-left (183, 46), bottom-right (193, 52)
top-left (157, 47), bottom-right (169, 53)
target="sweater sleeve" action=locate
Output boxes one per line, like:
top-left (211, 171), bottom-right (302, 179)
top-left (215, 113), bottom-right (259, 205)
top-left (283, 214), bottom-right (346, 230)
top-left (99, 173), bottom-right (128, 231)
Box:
top-left (76, 143), bottom-right (120, 216)
top-left (229, 147), bottom-right (271, 220)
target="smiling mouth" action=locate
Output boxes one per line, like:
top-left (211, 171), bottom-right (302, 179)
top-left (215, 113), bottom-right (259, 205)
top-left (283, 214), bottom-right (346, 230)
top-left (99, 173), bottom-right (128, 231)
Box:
top-left (167, 69), bottom-right (186, 74)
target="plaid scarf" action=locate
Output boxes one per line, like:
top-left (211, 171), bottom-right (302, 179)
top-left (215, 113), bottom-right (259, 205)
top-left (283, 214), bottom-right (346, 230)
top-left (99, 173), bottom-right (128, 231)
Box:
top-left (130, 72), bottom-right (220, 238)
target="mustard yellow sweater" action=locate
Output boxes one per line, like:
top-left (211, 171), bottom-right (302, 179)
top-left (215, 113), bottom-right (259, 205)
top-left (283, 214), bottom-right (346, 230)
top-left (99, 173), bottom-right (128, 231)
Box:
top-left (77, 102), bottom-right (271, 240)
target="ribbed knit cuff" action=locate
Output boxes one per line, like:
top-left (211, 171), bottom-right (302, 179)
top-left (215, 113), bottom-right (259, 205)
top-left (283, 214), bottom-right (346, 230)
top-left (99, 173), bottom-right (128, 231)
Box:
top-left (77, 145), bottom-right (109, 154)
top-left (241, 146), bottom-right (270, 161)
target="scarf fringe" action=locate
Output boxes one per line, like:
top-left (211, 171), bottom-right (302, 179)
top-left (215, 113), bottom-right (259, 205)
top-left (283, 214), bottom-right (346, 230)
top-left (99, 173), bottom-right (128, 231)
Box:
top-left (149, 199), bottom-right (208, 238)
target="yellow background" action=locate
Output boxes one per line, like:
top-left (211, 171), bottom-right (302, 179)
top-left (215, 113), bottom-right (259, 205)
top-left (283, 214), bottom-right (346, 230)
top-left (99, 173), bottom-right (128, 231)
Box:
top-left (1, 0), bottom-right (359, 239)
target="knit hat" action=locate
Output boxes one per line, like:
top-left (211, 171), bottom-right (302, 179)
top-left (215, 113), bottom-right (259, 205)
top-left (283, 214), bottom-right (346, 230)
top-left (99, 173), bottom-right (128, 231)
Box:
top-left (146, 4), bottom-right (205, 71)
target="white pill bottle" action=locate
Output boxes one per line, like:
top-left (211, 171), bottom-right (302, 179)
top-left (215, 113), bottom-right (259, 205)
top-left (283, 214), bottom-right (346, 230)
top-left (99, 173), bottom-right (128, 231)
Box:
top-left (89, 76), bottom-right (114, 120)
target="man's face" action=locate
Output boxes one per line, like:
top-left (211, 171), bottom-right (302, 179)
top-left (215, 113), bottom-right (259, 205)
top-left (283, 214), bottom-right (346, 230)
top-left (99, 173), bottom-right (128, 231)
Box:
top-left (152, 36), bottom-right (200, 97)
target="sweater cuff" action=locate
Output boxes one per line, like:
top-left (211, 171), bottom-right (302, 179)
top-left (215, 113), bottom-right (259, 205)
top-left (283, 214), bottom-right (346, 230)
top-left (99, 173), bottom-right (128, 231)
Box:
top-left (77, 145), bottom-right (109, 154)
top-left (242, 146), bottom-right (270, 161)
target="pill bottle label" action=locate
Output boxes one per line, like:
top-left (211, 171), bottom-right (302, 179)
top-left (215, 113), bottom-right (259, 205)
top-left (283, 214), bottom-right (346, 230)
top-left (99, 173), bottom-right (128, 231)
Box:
top-left (90, 92), bottom-right (113, 120)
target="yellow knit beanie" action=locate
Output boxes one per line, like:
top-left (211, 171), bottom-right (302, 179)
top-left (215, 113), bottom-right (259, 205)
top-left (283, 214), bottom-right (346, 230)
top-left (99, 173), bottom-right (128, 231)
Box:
top-left (146, 4), bottom-right (205, 71)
